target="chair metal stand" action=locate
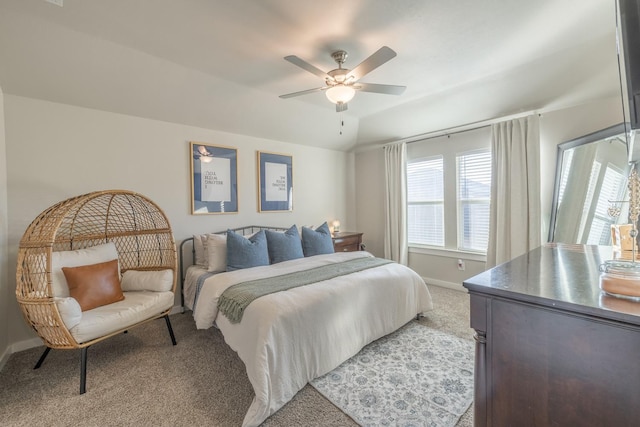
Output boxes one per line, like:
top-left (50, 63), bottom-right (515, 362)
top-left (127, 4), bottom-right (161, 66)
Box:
top-left (165, 315), bottom-right (177, 346)
top-left (80, 347), bottom-right (88, 394)
top-left (34, 347), bottom-right (51, 369)
top-left (32, 316), bottom-right (176, 395)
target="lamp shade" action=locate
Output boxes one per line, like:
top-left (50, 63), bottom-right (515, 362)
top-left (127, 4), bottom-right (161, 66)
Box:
top-left (325, 85), bottom-right (355, 104)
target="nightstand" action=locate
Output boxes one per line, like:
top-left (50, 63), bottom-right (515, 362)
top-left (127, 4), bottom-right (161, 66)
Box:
top-left (332, 232), bottom-right (363, 252)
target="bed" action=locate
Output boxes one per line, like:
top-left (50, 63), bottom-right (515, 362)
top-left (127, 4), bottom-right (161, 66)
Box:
top-left (180, 225), bottom-right (433, 427)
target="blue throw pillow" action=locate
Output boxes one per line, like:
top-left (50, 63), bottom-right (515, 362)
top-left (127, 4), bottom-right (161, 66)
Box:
top-left (265, 225), bottom-right (304, 264)
top-left (301, 222), bottom-right (335, 257)
top-left (226, 229), bottom-right (270, 271)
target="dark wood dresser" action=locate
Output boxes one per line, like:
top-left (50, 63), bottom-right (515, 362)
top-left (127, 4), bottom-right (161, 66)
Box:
top-left (332, 232), bottom-right (363, 252)
top-left (463, 244), bottom-right (640, 427)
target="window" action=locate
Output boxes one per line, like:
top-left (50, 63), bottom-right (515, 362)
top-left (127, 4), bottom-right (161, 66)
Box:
top-left (407, 156), bottom-right (444, 246)
top-left (557, 148), bottom-right (574, 206)
top-left (579, 161), bottom-right (601, 242)
top-left (586, 164), bottom-right (627, 245)
top-left (457, 150), bottom-right (492, 252)
top-left (406, 126), bottom-right (492, 254)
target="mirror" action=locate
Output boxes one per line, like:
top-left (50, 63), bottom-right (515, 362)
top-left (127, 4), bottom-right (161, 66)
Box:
top-left (616, 0), bottom-right (640, 162)
top-left (549, 123), bottom-right (630, 244)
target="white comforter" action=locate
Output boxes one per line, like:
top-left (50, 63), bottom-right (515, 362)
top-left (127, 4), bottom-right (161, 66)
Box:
top-left (192, 251), bottom-right (433, 427)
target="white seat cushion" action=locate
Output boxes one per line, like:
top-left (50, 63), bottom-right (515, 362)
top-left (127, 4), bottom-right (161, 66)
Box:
top-left (120, 269), bottom-right (174, 292)
top-left (69, 291), bottom-right (174, 344)
top-left (54, 297), bottom-right (83, 330)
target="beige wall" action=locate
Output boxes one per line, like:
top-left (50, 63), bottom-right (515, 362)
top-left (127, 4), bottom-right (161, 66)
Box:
top-left (3, 95), bottom-right (354, 350)
top-left (355, 96), bottom-right (624, 289)
top-left (408, 251), bottom-right (487, 289)
top-left (354, 148), bottom-right (385, 257)
top-left (0, 87), bottom-right (9, 369)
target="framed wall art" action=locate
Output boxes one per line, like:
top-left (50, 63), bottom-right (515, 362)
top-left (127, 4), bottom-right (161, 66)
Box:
top-left (190, 142), bottom-right (238, 214)
top-left (257, 151), bottom-right (293, 212)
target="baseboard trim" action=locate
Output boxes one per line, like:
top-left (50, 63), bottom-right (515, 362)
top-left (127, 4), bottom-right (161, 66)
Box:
top-left (170, 305), bottom-right (184, 315)
top-left (11, 337), bottom-right (43, 354)
top-left (422, 277), bottom-right (467, 292)
top-left (0, 345), bottom-right (10, 373)
top-left (0, 338), bottom-right (44, 372)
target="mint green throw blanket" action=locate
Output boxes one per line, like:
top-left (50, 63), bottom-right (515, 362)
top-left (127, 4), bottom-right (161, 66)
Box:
top-left (218, 256), bottom-right (393, 324)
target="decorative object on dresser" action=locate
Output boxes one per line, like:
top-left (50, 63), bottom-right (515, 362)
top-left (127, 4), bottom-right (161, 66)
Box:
top-left (190, 142), bottom-right (238, 214)
top-left (332, 231), bottom-right (363, 252)
top-left (15, 190), bottom-right (178, 394)
top-left (257, 151), bottom-right (293, 212)
top-left (464, 244), bottom-right (640, 427)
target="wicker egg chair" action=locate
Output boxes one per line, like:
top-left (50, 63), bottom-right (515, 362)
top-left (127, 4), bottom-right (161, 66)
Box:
top-left (16, 190), bottom-right (177, 394)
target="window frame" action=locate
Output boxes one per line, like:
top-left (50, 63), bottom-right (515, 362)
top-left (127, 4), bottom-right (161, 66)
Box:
top-left (405, 126), bottom-right (492, 258)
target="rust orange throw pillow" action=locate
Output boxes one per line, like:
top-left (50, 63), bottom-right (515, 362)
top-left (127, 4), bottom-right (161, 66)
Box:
top-left (62, 259), bottom-right (124, 311)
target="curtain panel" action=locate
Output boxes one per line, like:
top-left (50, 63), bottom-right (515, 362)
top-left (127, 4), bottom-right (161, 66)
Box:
top-left (487, 115), bottom-right (541, 267)
top-left (383, 142), bottom-right (408, 265)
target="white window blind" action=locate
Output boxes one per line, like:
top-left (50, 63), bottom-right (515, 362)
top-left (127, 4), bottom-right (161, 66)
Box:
top-left (587, 164), bottom-right (627, 245)
top-left (407, 156), bottom-right (444, 246)
top-left (557, 148), bottom-right (574, 206)
top-left (579, 161), bottom-right (601, 242)
top-left (457, 150), bottom-right (491, 252)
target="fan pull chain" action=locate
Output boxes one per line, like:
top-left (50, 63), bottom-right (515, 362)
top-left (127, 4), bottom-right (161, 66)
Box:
top-left (339, 114), bottom-right (345, 135)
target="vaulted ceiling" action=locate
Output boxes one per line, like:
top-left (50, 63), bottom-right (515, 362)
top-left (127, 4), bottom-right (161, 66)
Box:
top-left (0, 0), bottom-right (622, 151)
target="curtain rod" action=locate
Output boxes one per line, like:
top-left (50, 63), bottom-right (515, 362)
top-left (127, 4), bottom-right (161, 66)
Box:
top-left (383, 110), bottom-right (542, 147)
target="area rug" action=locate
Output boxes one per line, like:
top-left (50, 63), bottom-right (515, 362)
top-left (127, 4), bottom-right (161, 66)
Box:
top-left (310, 322), bottom-right (474, 427)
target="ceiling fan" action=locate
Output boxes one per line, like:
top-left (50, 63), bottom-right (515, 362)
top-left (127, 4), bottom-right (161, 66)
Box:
top-left (279, 46), bottom-right (406, 112)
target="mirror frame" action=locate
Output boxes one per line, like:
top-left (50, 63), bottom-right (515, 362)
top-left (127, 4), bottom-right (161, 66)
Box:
top-left (548, 123), bottom-right (627, 242)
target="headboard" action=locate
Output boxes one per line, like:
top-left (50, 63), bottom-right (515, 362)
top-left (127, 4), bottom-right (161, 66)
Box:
top-left (179, 225), bottom-right (289, 310)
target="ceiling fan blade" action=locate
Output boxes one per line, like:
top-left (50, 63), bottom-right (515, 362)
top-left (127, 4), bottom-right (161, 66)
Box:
top-left (336, 102), bottom-right (348, 113)
top-left (346, 46), bottom-right (397, 82)
top-left (354, 82), bottom-right (406, 95)
top-left (279, 87), bottom-right (328, 99)
top-left (284, 55), bottom-right (333, 81)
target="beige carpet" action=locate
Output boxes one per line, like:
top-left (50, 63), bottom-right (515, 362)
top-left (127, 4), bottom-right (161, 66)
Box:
top-left (0, 285), bottom-right (473, 426)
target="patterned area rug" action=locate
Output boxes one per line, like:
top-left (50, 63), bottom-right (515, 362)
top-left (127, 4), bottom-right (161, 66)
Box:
top-left (310, 322), bottom-right (474, 427)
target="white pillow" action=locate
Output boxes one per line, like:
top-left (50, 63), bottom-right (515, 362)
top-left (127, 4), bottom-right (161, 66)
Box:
top-left (51, 242), bottom-right (119, 298)
top-left (206, 234), bottom-right (227, 273)
top-left (193, 234), bottom-right (208, 267)
top-left (121, 269), bottom-right (174, 292)
top-left (54, 297), bottom-right (82, 329)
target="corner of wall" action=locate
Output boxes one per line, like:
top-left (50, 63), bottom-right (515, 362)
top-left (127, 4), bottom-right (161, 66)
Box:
top-left (0, 85), bottom-right (10, 367)
top-left (0, 346), bottom-right (9, 372)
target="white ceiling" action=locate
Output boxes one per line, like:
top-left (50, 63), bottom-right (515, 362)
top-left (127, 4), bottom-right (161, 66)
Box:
top-left (0, 0), bottom-right (622, 151)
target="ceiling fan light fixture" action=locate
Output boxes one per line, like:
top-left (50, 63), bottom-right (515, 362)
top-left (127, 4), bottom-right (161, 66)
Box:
top-left (281, 46), bottom-right (405, 112)
top-left (325, 85), bottom-right (355, 104)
